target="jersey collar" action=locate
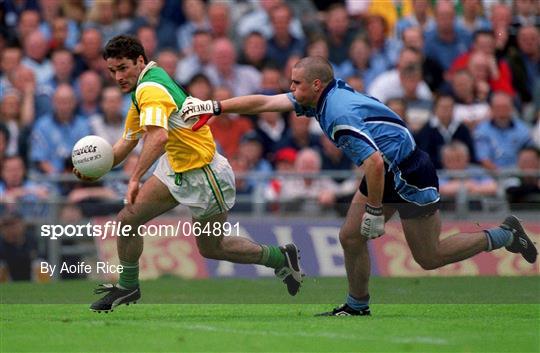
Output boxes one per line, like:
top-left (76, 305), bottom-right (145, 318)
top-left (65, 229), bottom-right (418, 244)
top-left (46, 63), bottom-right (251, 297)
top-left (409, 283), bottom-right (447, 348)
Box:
top-left (137, 61), bottom-right (157, 84)
top-left (316, 79), bottom-right (336, 114)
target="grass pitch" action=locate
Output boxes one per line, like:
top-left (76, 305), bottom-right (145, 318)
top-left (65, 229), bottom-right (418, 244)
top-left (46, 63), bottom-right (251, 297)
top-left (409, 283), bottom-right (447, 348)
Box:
top-left (1, 277), bottom-right (539, 352)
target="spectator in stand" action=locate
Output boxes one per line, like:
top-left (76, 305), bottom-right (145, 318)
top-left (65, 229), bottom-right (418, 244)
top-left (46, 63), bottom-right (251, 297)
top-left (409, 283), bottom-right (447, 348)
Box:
top-left (449, 30), bottom-right (515, 96)
top-left (0, 155), bottom-right (49, 206)
top-left (266, 4), bottom-right (305, 68)
top-left (5, 64), bottom-right (50, 120)
top-left (16, 10), bottom-right (40, 44)
top-left (47, 49), bottom-right (75, 90)
top-left (424, 1), bottom-right (472, 71)
top-left (3, 2), bottom-right (39, 38)
top-left (236, 132), bottom-right (273, 193)
top-left (401, 26), bottom-right (444, 92)
top-left (398, 63), bottom-right (433, 132)
top-left (89, 86), bottom-right (125, 146)
top-left (176, 0), bottom-right (209, 55)
top-left (208, 2), bottom-right (235, 41)
top-left (48, 17), bottom-right (70, 51)
top-left (445, 69), bottom-right (490, 129)
top-left (395, 0), bottom-right (435, 38)
top-left (369, 47), bottom-right (432, 107)
top-left (239, 32), bottom-right (271, 72)
top-left (366, 14), bottom-right (400, 71)
top-left (156, 49), bottom-right (179, 79)
top-left (416, 94), bottom-right (477, 169)
top-left (506, 147), bottom-right (540, 209)
top-left (207, 87), bottom-right (253, 160)
top-left (73, 28), bottom-right (104, 77)
top-left (136, 25), bottom-right (158, 61)
top-left (278, 112), bottom-right (321, 152)
top-left (508, 26), bottom-right (540, 115)
top-left (265, 148), bottom-right (338, 214)
top-left (438, 141), bottom-right (497, 199)
top-left (0, 46), bottom-right (22, 86)
top-left (457, 0), bottom-right (491, 34)
top-left (265, 147), bottom-right (297, 210)
top-left (490, 3), bottom-right (513, 57)
top-left (474, 92), bottom-right (533, 171)
top-left (76, 70), bottom-right (103, 119)
top-left (510, 0), bottom-right (540, 34)
top-left (176, 30), bottom-right (213, 85)
top-left (186, 73), bottom-right (213, 101)
top-left (236, 0), bottom-right (304, 42)
top-left (21, 30), bottom-right (53, 85)
top-left (0, 91), bottom-right (34, 160)
top-left (0, 212), bottom-right (38, 282)
top-left (130, 0), bottom-right (177, 50)
top-left (29, 84), bottom-right (91, 175)
top-left (306, 35), bottom-right (330, 61)
top-left (254, 110), bottom-right (288, 160)
top-left (85, 0), bottom-right (132, 43)
top-left (466, 52), bottom-right (496, 99)
top-left (204, 38), bottom-right (261, 96)
top-left (336, 37), bottom-right (386, 88)
top-left (259, 66), bottom-right (284, 95)
top-left (115, 0), bottom-right (136, 35)
top-left (38, 0), bottom-right (79, 50)
top-left (324, 4), bottom-right (358, 66)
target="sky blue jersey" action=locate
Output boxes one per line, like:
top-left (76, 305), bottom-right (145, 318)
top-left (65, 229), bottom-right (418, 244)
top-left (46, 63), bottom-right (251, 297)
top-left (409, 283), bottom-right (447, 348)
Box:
top-left (287, 79), bottom-right (416, 170)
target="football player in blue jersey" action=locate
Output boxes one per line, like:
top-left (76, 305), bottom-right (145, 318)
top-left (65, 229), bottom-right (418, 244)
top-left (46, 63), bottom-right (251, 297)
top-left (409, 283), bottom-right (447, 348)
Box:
top-left (181, 56), bottom-right (537, 316)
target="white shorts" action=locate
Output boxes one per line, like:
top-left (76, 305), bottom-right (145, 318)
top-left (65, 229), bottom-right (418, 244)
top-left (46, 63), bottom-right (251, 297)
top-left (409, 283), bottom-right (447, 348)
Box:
top-left (153, 153), bottom-right (236, 219)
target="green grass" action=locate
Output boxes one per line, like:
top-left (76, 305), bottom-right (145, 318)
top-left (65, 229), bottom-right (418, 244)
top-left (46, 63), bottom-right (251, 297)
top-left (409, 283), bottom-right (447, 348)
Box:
top-left (1, 277), bottom-right (539, 353)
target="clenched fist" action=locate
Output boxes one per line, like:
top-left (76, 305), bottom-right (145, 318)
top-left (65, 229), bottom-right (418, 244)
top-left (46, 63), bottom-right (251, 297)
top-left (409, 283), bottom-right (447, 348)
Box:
top-left (360, 204), bottom-right (385, 239)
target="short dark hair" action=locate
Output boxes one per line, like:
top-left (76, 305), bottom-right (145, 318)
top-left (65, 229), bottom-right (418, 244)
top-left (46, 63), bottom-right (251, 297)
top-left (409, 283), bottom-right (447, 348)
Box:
top-left (473, 29), bottom-right (495, 42)
top-left (103, 35), bottom-right (148, 64)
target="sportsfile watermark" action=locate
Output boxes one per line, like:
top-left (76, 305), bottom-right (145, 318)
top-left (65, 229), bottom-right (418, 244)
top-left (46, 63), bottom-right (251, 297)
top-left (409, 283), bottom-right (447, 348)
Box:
top-left (40, 221), bottom-right (241, 240)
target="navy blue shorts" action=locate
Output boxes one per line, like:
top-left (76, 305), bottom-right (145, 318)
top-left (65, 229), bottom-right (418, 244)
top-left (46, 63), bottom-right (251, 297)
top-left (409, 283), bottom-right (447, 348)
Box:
top-left (359, 148), bottom-right (440, 219)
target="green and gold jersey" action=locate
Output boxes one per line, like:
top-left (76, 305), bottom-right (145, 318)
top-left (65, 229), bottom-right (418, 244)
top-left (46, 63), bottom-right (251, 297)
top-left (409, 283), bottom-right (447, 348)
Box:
top-left (123, 61), bottom-right (216, 172)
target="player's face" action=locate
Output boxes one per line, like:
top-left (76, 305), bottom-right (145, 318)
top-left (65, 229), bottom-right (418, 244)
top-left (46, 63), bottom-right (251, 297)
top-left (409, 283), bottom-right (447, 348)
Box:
top-left (107, 56), bottom-right (145, 93)
top-left (290, 68), bottom-right (318, 107)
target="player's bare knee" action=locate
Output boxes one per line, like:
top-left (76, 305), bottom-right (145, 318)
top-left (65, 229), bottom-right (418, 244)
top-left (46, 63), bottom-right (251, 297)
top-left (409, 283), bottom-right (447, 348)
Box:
top-left (339, 229), bottom-right (366, 250)
top-left (414, 255), bottom-right (443, 270)
top-left (117, 207), bottom-right (141, 228)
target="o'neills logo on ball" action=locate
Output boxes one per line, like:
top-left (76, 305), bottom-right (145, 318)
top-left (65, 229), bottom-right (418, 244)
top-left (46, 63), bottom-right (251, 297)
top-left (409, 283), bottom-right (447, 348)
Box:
top-left (72, 145), bottom-right (97, 157)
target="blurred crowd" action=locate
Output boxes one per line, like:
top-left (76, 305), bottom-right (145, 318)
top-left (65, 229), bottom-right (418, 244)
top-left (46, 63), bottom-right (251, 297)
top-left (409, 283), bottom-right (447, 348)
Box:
top-left (0, 0), bottom-right (540, 218)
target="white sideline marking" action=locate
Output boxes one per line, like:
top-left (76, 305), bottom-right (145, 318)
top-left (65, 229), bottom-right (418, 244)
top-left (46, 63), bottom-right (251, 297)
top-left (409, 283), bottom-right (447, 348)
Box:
top-left (86, 320), bottom-right (449, 346)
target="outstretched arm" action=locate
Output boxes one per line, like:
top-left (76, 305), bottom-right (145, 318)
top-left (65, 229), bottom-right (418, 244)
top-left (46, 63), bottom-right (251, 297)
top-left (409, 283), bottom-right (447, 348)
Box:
top-left (181, 94), bottom-right (294, 130)
top-left (221, 94), bottom-right (294, 115)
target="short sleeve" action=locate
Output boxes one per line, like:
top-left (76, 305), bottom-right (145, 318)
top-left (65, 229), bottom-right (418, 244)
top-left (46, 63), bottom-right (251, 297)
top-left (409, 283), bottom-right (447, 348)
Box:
top-left (135, 83), bottom-right (178, 130)
top-left (286, 92), bottom-right (316, 117)
top-left (122, 102), bottom-right (144, 140)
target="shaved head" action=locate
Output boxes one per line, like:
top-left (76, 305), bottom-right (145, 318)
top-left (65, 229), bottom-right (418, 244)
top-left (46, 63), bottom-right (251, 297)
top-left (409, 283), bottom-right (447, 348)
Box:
top-left (293, 56), bottom-right (334, 85)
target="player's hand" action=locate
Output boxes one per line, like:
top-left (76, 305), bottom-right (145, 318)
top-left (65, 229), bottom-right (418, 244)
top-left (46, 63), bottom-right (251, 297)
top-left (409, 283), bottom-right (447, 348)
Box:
top-left (360, 204), bottom-right (385, 239)
top-left (126, 178), bottom-right (140, 205)
top-left (72, 168), bottom-right (98, 183)
top-left (180, 96), bottom-right (221, 131)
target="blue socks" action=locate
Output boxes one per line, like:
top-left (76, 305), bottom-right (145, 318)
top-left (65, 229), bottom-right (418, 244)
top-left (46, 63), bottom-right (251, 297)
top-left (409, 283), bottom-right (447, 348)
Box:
top-left (484, 227), bottom-right (514, 251)
top-left (346, 293), bottom-right (370, 311)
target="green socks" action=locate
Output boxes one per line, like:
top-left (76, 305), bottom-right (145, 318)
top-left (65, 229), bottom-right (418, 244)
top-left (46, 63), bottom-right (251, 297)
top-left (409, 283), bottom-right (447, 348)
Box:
top-left (118, 261), bottom-right (139, 289)
top-left (259, 245), bottom-right (286, 269)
